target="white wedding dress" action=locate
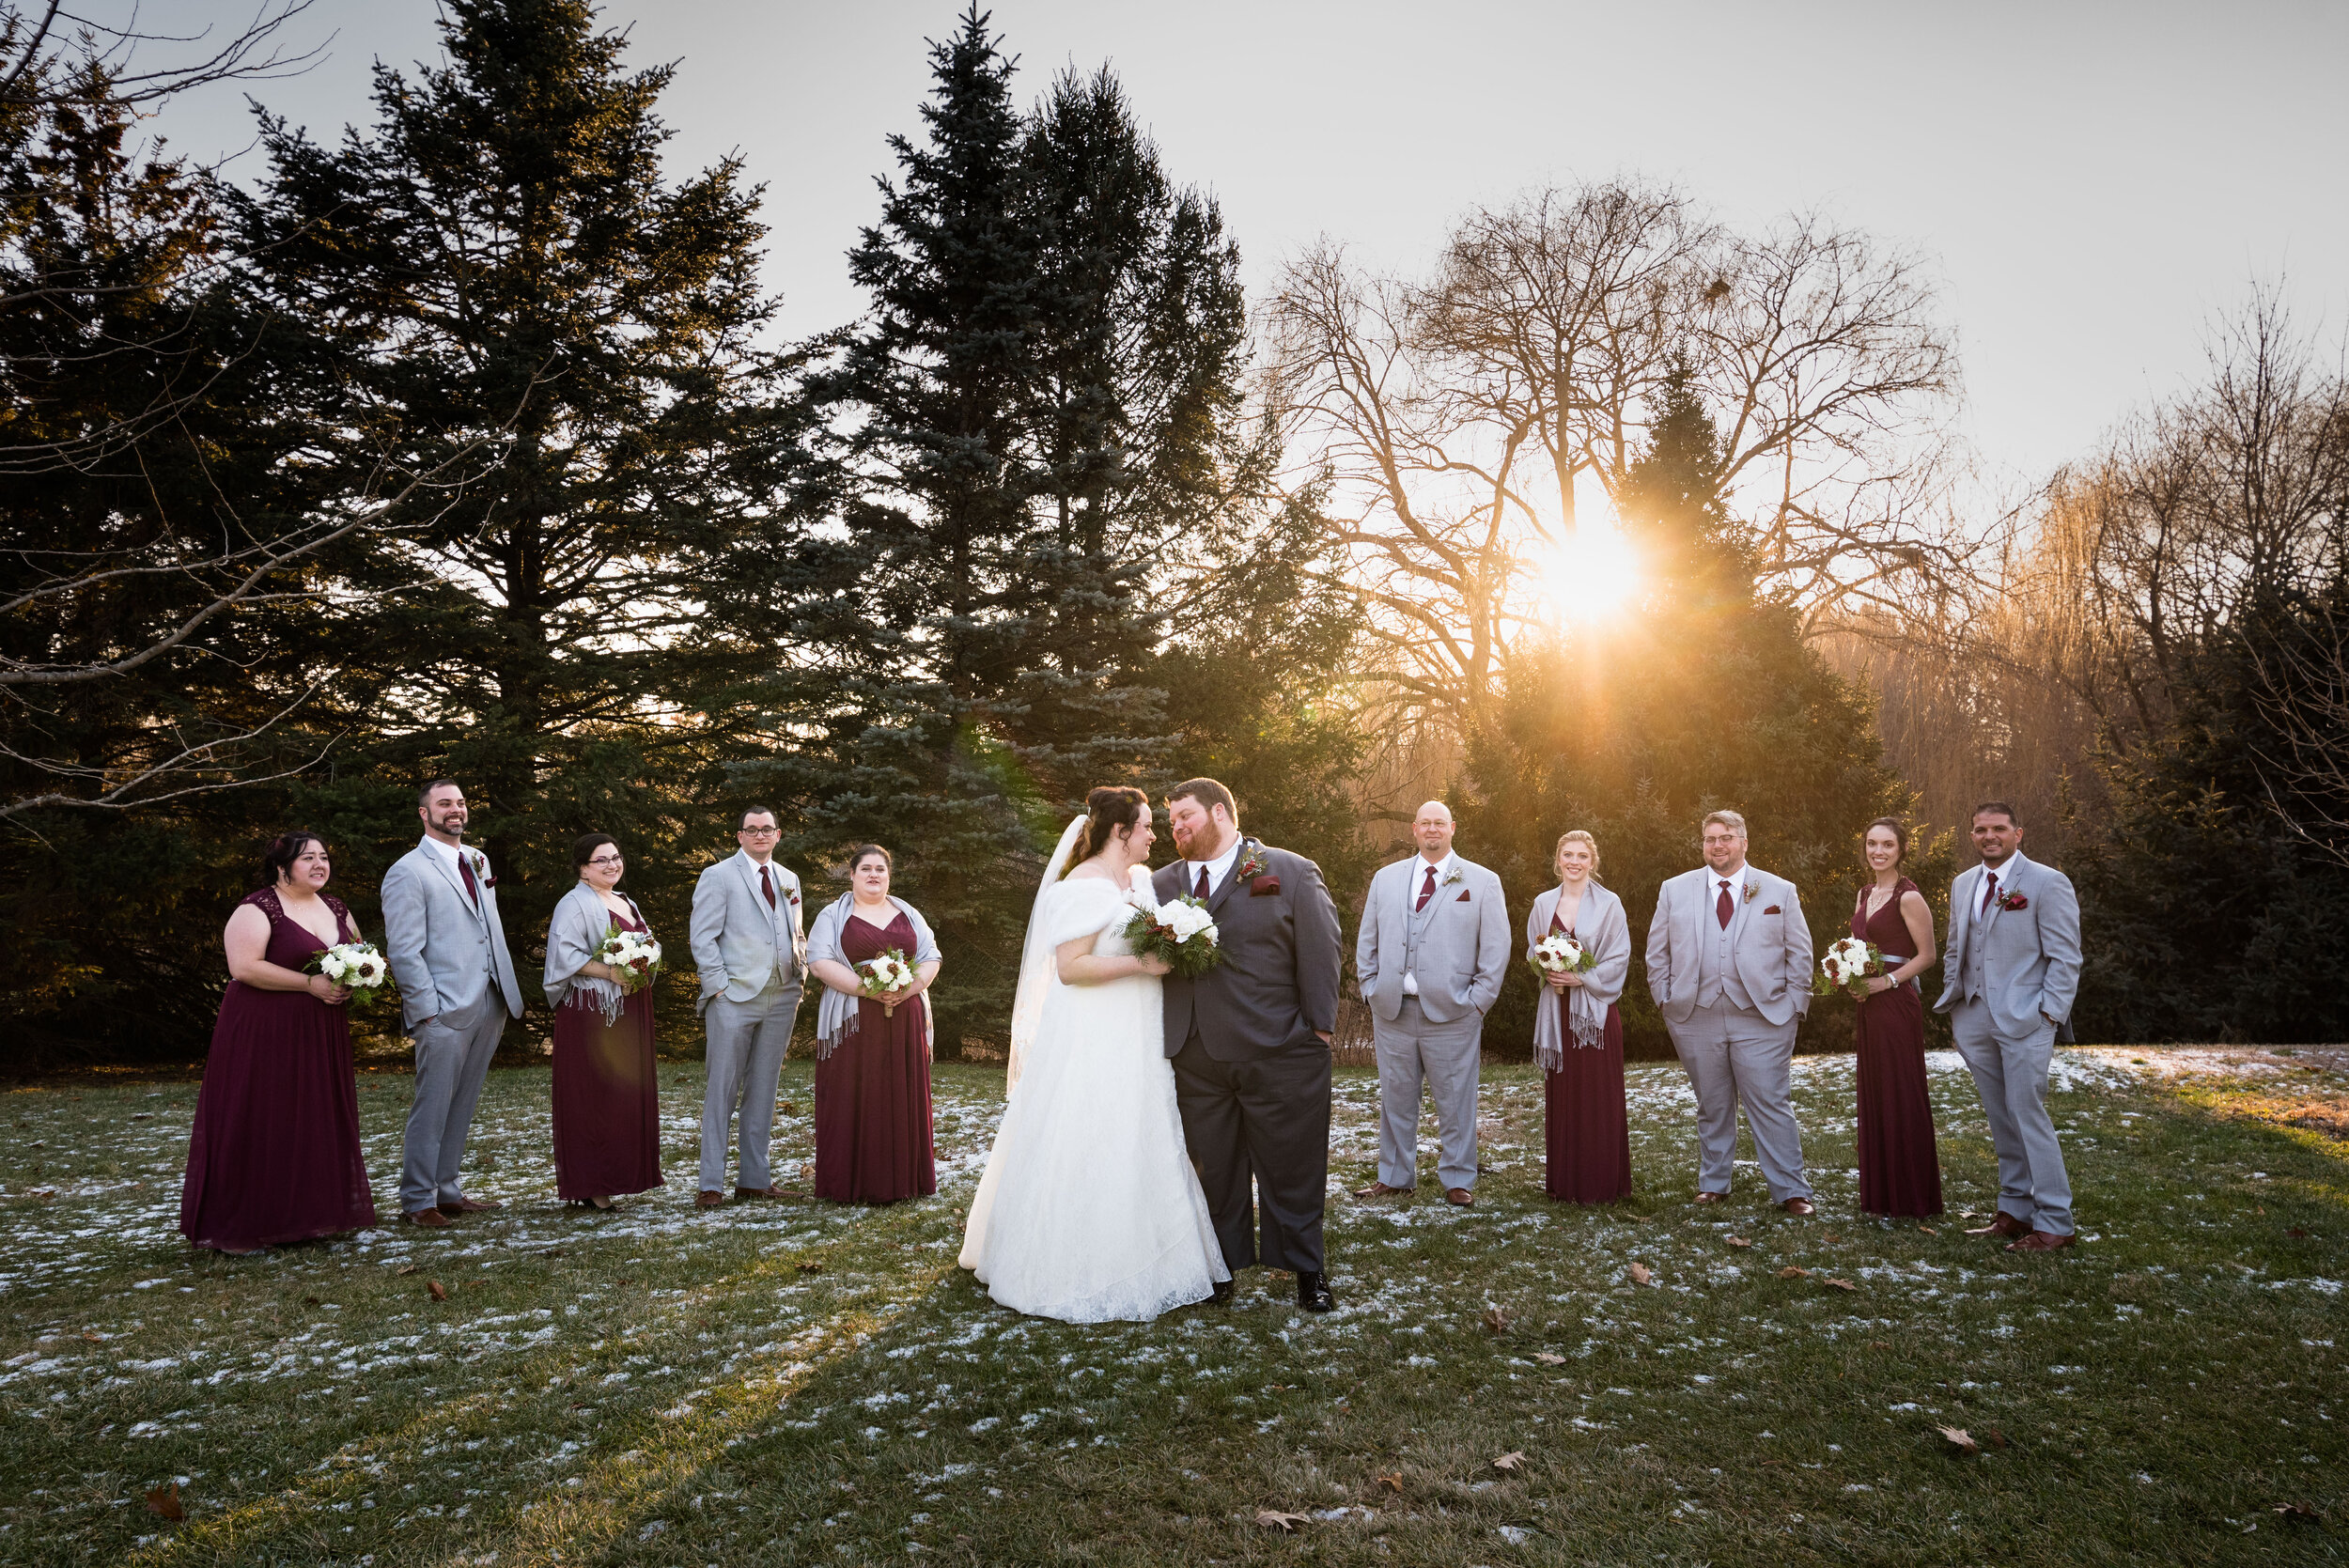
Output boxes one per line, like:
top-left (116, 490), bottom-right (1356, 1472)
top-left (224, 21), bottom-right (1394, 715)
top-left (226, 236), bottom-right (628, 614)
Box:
top-left (957, 845), bottom-right (1229, 1322)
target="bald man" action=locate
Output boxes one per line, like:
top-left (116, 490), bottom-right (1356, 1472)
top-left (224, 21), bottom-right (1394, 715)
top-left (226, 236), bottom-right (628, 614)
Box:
top-left (1353, 801), bottom-right (1513, 1204)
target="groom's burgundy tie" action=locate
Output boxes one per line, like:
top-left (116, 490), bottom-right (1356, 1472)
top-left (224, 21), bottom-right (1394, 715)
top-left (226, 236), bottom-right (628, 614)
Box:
top-left (459, 854), bottom-right (480, 910)
top-left (1980, 870), bottom-right (1999, 918)
top-left (1194, 863), bottom-right (1210, 900)
top-left (760, 864), bottom-right (777, 910)
top-left (1416, 865), bottom-right (1437, 911)
top-left (1716, 878), bottom-right (1734, 929)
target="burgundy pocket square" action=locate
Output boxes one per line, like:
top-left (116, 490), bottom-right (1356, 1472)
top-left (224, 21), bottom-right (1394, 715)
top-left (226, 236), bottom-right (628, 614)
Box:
top-left (1763, 905), bottom-right (1781, 914)
top-left (1455, 889), bottom-right (1471, 902)
top-left (1250, 876), bottom-right (1282, 896)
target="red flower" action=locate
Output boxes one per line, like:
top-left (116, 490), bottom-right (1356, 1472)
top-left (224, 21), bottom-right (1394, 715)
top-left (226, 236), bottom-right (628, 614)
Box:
top-left (1250, 875), bottom-right (1282, 897)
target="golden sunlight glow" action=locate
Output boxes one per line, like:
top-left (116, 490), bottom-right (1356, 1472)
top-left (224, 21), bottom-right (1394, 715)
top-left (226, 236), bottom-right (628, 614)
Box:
top-left (1536, 524), bottom-right (1642, 622)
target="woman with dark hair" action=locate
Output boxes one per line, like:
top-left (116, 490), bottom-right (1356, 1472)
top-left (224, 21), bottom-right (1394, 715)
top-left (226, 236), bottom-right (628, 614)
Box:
top-left (542, 834), bottom-right (665, 1210)
top-left (956, 787), bottom-right (1228, 1321)
top-left (1850, 818), bottom-right (1943, 1217)
top-left (179, 833), bottom-right (380, 1254)
top-left (804, 844), bottom-right (941, 1203)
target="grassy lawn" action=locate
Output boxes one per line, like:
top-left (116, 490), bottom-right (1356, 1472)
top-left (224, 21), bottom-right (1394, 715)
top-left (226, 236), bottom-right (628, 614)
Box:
top-left (2, 1047), bottom-right (2342, 1567)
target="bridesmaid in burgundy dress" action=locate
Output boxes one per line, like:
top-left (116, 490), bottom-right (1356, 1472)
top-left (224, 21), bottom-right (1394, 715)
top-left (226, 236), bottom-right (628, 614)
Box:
top-left (804, 846), bottom-right (941, 1204)
top-left (542, 834), bottom-right (665, 1209)
top-left (1530, 831), bottom-right (1634, 1203)
top-left (1851, 817), bottom-right (1944, 1217)
top-left (180, 832), bottom-right (379, 1254)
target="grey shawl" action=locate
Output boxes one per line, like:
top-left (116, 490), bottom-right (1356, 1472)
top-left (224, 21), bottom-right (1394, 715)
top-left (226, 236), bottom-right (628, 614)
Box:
top-left (805, 893), bottom-right (942, 1061)
top-left (543, 881), bottom-right (649, 1025)
top-left (1526, 880), bottom-right (1631, 1070)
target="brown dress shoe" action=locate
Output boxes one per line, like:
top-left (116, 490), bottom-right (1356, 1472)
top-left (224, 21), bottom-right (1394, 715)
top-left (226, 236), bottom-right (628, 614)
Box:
top-left (1965, 1212), bottom-right (2031, 1239)
top-left (1445, 1188), bottom-right (1475, 1207)
top-left (1690, 1190), bottom-right (1728, 1204)
top-left (695, 1189), bottom-right (726, 1208)
top-left (735, 1185), bottom-right (788, 1200)
top-left (2005, 1230), bottom-right (2077, 1253)
top-left (1353, 1181), bottom-right (1412, 1199)
top-left (399, 1207), bottom-right (451, 1228)
top-left (1781, 1198), bottom-right (1815, 1217)
top-left (444, 1195), bottom-right (502, 1214)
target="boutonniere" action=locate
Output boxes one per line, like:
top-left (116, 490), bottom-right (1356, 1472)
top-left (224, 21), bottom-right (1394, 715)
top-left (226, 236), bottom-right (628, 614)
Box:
top-left (469, 849), bottom-right (497, 889)
top-left (1439, 864), bottom-right (1465, 889)
top-left (1741, 880), bottom-right (1757, 904)
top-left (1234, 844), bottom-right (1269, 884)
top-left (1999, 891), bottom-right (2029, 912)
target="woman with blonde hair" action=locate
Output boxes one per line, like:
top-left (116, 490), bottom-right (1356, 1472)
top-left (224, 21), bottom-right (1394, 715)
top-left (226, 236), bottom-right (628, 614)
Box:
top-left (1528, 830), bottom-right (1633, 1203)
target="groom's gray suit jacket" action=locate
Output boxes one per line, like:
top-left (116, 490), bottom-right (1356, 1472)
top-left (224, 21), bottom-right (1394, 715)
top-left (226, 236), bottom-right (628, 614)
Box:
top-left (1645, 865), bottom-right (1812, 1029)
top-left (381, 839), bottom-right (524, 1031)
top-left (1155, 841), bottom-right (1342, 1062)
top-left (1355, 854), bottom-right (1511, 1025)
top-left (1935, 853), bottom-right (2082, 1039)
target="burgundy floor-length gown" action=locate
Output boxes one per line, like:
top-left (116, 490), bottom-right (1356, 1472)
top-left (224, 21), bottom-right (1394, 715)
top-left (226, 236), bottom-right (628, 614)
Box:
top-left (551, 910), bottom-right (665, 1203)
top-left (1543, 912), bottom-right (1634, 1204)
top-left (815, 908), bottom-right (936, 1203)
top-left (1853, 877), bottom-right (1944, 1217)
top-left (179, 889), bottom-right (379, 1250)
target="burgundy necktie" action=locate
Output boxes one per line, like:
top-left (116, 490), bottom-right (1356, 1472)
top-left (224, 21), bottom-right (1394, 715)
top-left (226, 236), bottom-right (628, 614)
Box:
top-left (1416, 865), bottom-right (1437, 911)
top-left (1716, 878), bottom-right (1733, 929)
top-left (1195, 864), bottom-right (1210, 900)
top-left (459, 854), bottom-right (480, 909)
top-left (1980, 870), bottom-right (1999, 917)
top-left (760, 864), bottom-right (777, 910)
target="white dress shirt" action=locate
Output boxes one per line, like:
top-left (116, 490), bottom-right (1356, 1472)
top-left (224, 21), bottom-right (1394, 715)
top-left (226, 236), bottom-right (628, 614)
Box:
top-left (1402, 851), bottom-right (1455, 996)
top-left (1182, 836), bottom-right (1244, 899)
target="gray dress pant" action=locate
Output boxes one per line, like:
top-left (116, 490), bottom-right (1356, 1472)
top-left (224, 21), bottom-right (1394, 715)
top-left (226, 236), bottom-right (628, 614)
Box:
top-left (1665, 999), bottom-right (1812, 1203)
top-left (1372, 997), bottom-right (1485, 1190)
top-left (1949, 997), bottom-right (2074, 1234)
top-left (700, 984), bottom-right (801, 1191)
top-left (1172, 1032), bottom-right (1331, 1275)
top-left (401, 1001), bottom-right (506, 1213)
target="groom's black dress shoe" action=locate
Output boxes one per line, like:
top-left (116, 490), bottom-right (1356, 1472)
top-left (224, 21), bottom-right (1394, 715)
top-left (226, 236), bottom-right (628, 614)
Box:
top-left (1209, 1279), bottom-right (1236, 1305)
top-left (1296, 1271), bottom-right (1335, 1313)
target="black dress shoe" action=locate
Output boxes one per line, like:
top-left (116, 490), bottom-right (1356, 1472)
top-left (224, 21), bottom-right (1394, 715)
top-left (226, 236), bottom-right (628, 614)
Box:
top-left (1295, 1270), bottom-right (1335, 1312)
top-left (1209, 1278), bottom-right (1236, 1305)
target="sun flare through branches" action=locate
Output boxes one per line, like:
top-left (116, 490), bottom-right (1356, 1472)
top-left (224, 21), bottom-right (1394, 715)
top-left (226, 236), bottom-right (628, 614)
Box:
top-left (1536, 524), bottom-right (1642, 624)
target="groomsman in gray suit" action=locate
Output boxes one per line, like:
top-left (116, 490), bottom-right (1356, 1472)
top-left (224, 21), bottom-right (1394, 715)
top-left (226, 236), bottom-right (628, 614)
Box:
top-left (1935, 800), bottom-right (2085, 1253)
top-left (380, 779), bottom-right (524, 1227)
top-left (1352, 801), bottom-right (1512, 1206)
top-left (1645, 809), bottom-right (1817, 1214)
top-left (688, 806), bottom-right (806, 1208)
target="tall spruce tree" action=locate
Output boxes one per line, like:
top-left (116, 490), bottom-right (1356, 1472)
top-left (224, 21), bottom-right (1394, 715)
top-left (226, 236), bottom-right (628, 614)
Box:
top-left (233, 0), bottom-right (821, 988)
top-left (1467, 370), bottom-right (1924, 1055)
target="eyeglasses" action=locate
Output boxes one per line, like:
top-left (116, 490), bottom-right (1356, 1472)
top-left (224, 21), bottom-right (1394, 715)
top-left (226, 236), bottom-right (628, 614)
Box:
top-left (739, 827), bottom-right (780, 836)
top-left (587, 855), bottom-right (625, 868)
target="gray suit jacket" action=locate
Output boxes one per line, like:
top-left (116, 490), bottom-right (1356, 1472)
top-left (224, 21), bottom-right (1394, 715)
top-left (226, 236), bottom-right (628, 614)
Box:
top-left (688, 850), bottom-right (805, 1014)
top-left (1154, 841), bottom-right (1342, 1062)
top-left (381, 837), bottom-right (523, 1031)
top-left (1356, 854), bottom-right (1512, 1025)
top-left (1644, 864), bottom-right (1813, 1028)
top-left (1934, 853), bottom-right (2083, 1037)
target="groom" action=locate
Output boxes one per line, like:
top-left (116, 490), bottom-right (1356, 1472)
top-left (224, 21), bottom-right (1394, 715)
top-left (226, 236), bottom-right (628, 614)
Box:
top-left (1156, 778), bottom-right (1343, 1312)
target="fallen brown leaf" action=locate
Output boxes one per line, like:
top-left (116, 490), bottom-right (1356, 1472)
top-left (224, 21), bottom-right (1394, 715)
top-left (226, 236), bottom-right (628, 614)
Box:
top-left (80, 1329), bottom-right (103, 1342)
top-left (1986, 1427), bottom-right (2009, 1449)
top-left (144, 1483), bottom-right (183, 1521)
top-left (1724, 1235), bottom-right (1751, 1249)
top-left (1918, 1224), bottom-right (1937, 1234)
top-left (1482, 1306), bottom-right (1512, 1334)
top-left (2275, 1502), bottom-right (2318, 1521)
top-left (1533, 1351), bottom-right (1567, 1365)
top-left (1492, 1451), bottom-right (1526, 1471)
top-left (1822, 1277), bottom-right (1856, 1292)
top-left (2287, 1227), bottom-right (2310, 1239)
top-left (542, 1248), bottom-right (567, 1258)
top-left (303, 1296), bottom-right (320, 1307)
top-left (780, 1101), bottom-right (798, 1115)
top-left (397, 1265), bottom-right (418, 1276)
top-left (1775, 1265), bottom-right (1811, 1279)
top-left (427, 1280), bottom-right (447, 1301)
top-left (1627, 1262), bottom-right (1652, 1285)
top-left (796, 1261), bottom-right (824, 1274)
top-left (1376, 1471), bottom-right (1404, 1493)
top-left (1936, 1425), bottom-right (1979, 1455)
top-left (1822, 1232), bottom-right (1844, 1243)
top-left (1254, 1509), bottom-right (1310, 1531)
top-left (466, 1279), bottom-right (486, 1288)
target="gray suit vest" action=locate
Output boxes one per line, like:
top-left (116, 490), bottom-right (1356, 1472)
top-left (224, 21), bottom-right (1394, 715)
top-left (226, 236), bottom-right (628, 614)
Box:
top-left (1695, 877), bottom-right (1755, 1011)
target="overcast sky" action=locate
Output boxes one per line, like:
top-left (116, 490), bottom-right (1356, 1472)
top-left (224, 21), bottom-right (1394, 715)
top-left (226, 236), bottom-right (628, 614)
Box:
top-left (148, 1), bottom-right (2348, 490)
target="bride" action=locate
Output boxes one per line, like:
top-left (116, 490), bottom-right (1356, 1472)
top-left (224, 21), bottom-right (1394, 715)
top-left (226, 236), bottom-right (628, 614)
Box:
top-left (957, 786), bottom-right (1229, 1321)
